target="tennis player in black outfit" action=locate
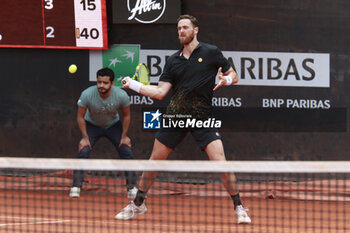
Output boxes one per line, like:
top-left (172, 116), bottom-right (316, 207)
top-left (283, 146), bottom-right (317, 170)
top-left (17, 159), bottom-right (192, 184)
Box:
top-left (115, 14), bottom-right (251, 224)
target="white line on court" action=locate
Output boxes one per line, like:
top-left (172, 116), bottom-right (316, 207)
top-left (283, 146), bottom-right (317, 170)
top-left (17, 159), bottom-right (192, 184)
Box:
top-left (0, 216), bottom-right (72, 227)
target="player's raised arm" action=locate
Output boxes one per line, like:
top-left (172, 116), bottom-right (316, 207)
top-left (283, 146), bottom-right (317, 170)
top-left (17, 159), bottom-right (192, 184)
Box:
top-left (122, 76), bottom-right (172, 100)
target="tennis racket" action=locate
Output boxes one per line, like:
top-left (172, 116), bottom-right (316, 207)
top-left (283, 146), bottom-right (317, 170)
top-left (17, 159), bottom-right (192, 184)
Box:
top-left (122, 63), bottom-right (150, 85)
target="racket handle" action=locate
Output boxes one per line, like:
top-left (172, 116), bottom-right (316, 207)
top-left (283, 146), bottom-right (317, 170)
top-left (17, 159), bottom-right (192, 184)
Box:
top-left (121, 80), bottom-right (126, 85)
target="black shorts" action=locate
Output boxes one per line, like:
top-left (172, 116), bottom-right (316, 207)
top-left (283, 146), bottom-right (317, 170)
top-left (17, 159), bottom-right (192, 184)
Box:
top-left (155, 128), bottom-right (222, 150)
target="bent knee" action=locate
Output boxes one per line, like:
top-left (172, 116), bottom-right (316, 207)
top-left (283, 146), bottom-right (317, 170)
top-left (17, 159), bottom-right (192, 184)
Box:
top-left (118, 144), bottom-right (134, 159)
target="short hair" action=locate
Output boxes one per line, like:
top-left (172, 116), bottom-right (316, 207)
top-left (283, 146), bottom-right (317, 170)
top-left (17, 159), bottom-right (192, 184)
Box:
top-left (96, 67), bottom-right (115, 82)
top-left (177, 14), bottom-right (199, 28)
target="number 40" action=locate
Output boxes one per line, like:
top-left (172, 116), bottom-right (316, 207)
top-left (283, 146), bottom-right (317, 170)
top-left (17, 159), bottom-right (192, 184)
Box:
top-left (76, 28), bottom-right (99, 39)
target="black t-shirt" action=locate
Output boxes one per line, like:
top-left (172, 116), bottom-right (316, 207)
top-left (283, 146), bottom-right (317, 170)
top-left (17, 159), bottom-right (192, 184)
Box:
top-left (160, 42), bottom-right (231, 119)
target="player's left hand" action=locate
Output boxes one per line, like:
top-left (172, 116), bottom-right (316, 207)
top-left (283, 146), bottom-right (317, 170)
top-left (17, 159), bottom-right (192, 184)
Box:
top-left (119, 136), bottom-right (132, 147)
top-left (213, 67), bottom-right (226, 91)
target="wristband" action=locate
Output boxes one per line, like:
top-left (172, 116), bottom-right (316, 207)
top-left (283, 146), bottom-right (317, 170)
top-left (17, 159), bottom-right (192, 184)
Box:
top-left (129, 80), bottom-right (143, 93)
top-left (224, 76), bottom-right (232, 86)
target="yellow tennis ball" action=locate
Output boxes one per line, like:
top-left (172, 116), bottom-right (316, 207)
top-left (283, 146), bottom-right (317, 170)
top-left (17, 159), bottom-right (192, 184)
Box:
top-left (69, 64), bottom-right (77, 74)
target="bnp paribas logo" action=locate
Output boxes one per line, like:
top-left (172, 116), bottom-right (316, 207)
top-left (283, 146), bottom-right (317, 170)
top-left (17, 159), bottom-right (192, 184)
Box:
top-left (102, 44), bottom-right (140, 86)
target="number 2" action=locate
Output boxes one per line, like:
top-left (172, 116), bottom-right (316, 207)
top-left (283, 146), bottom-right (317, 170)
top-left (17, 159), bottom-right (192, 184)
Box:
top-left (44, 0), bottom-right (53, 9)
top-left (46, 26), bottom-right (55, 38)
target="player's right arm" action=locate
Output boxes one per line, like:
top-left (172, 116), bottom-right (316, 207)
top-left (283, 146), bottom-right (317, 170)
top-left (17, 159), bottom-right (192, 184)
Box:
top-left (122, 77), bottom-right (172, 100)
top-left (77, 106), bottom-right (91, 151)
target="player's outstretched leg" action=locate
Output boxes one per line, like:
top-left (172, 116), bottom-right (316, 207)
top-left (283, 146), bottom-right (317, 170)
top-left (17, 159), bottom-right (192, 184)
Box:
top-left (205, 139), bottom-right (251, 224)
top-left (222, 173), bottom-right (251, 224)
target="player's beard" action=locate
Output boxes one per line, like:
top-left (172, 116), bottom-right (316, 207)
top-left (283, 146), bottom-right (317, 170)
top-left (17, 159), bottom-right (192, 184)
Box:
top-left (178, 30), bottom-right (195, 45)
top-left (98, 86), bottom-right (111, 95)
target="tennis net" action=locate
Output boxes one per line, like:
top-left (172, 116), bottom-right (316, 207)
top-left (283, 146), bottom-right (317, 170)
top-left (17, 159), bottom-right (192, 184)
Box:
top-left (0, 157), bottom-right (349, 233)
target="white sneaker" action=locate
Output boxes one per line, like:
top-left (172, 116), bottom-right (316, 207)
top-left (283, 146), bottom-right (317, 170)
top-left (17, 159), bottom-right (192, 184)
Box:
top-left (235, 205), bottom-right (251, 224)
top-left (69, 187), bottom-right (80, 198)
top-left (115, 201), bottom-right (147, 220)
top-left (127, 187), bottom-right (138, 199)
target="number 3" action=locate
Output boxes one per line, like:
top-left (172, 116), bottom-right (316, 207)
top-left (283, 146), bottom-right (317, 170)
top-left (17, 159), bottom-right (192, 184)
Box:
top-left (45, 0), bottom-right (53, 10)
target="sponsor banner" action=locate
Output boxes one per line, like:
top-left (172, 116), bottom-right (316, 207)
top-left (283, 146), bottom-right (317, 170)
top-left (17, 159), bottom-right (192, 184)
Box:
top-left (127, 94), bottom-right (242, 107)
top-left (113, 0), bottom-right (181, 24)
top-left (224, 51), bottom-right (330, 87)
top-left (126, 93), bottom-right (333, 112)
top-left (261, 98), bottom-right (331, 109)
top-left (90, 46), bottom-right (330, 87)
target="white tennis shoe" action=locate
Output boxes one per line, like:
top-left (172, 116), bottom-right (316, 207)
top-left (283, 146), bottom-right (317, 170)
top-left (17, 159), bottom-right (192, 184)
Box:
top-left (69, 187), bottom-right (80, 198)
top-left (127, 187), bottom-right (138, 199)
top-left (115, 201), bottom-right (147, 220)
top-left (235, 205), bottom-right (251, 224)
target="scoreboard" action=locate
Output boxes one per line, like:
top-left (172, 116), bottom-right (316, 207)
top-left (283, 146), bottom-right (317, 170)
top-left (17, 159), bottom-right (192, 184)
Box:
top-left (0, 0), bottom-right (108, 49)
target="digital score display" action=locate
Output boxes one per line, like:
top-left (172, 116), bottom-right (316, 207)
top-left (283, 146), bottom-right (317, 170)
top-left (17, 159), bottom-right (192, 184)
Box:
top-left (0, 0), bottom-right (108, 49)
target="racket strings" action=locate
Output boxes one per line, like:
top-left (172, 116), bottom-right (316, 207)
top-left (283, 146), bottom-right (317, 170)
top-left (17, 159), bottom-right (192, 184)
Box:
top-left (137, 64), bottom-right (150, 85)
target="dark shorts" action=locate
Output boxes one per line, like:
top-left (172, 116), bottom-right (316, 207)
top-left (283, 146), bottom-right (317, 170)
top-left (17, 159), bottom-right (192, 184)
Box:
top-left (155, 127), bottom-right (222, 150)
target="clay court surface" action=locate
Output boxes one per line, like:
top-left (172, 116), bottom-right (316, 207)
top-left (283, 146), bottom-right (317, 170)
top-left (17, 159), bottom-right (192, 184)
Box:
top-left (0, 181), bottom-right (349, 233)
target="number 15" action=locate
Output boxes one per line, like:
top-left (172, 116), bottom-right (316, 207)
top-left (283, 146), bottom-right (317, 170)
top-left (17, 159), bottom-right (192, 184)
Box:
top-left (80, 0), bottom-right (96, 11)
